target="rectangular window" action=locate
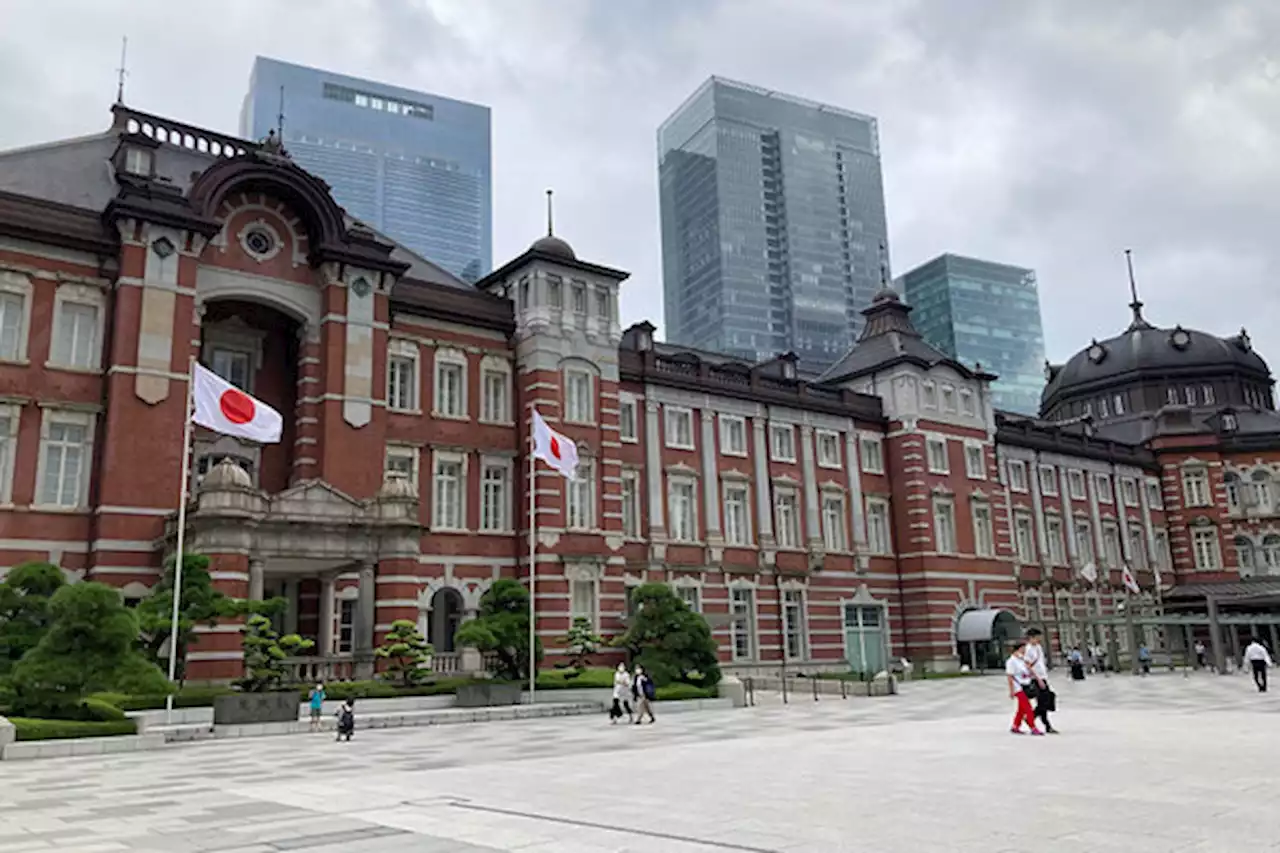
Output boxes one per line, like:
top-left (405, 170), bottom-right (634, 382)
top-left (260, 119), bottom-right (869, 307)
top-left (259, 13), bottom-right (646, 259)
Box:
top-left (860, 436), bottom-right (884, 474)
top-left (1193, 528), bottom-right (1219, 570)
top-left (1007, 460), bottom-right (1028, 492)
top-left (1102, 524), bottom-right (1122, 568)
top-left (384, 446), bottom-right (418, 487)
top-left (518, 278), bottom-right (529, 310)
top-left (387, 348), bottom-right (418, 412)
top-left (1068, 470), bottom-right (1087, 500)
top-left (434, 359), bottom-right (466, 418)
top-left (481, 368), bottom-right (509, 423)
top-left (52, 301), bottom-right (98, 370)
top-left (866, 498), bottom-right (891, 555)
top-left (337, 599), bottom-right (355, 654)
top-left (595, 288), bottom-right (610, 319)
top-left (0, 290), bottom-right (24, 361)
top-left (676, 585), bottom-right (701, 612)
top-left (480, 461), bottom-right (509, 532)
top-left (934, 499), bottom-right (956, 554)
top-left (1075, 520), bottom-right (1095, 564)
top-left (1120, 478), bottom-right (1139, 507)
top-left (921, 382), bottom-right (937, 409)
top-left (1146, 480), bottom-right (1163, 509)
top-left (782, 590), bottom-right (806, 661)
top-left (770, 424), bottom-right (796, 462)
top-left (730, 588), bottom-right (755, 661)
top-left (723, 483), bottom-right (750, 545)
top-left (566, 461), bottom-right (594, 530)
top-left (38, 418), bottom-right (90, 507)
top-left (565, 370), bottom-right (593, 423)
top-left (432, 455), bottom-right (465, 530)
top-left (964, 443), bottom-right (985, 479)
top-left (1015, 514), bottom-right (1035, 563)
top-left (571, 283), bottom-right (587, 314)
top-left (618, 396), bottom-right (638, 442)
top-left (1154, 529), bottom-right (1171, 569)
top-left (665, 406), bottom-right (694, 449)
top-left (571, 579), bottom-right (598, 629)
top-left (547, 275), bottom-right (563, 308)
top-left (1127, 526), bottom-right (1147, 569)
top-left (719, 415), bottom-right (747, 456)
top-left (211, 348), bottom-right (253, 392)
top-left (926, 437), bottom-right (949, 474)
top-left (1094, 474), bottom-right (1114, 504)
top-left (816, 430), bottom-right (841, 469)
top-left (822, 493), bottom-right (847, 551)
top-left (621, 472), bottom-right (641, 538)
top-left (973, 504), bottom-right (995, 557)
top-left (1046, 516), bottom-right (1066, 564)
top-left (669, 479), bottom-right (697, 542)
top-left (960, 389), bottom-right (976, 417)
top-left (774, 489), bottom-right (800, 548)
top-left (0, 410), bottom-right (15, 503)
top-left (1182, 468), bottom-right (1210, 507)
top-left (1203, 385), bottom-right (1215, 405)
top-left (941, 385), bottom-right (957, 412)
top-left (1038, 465), bottom-right (1058, 496)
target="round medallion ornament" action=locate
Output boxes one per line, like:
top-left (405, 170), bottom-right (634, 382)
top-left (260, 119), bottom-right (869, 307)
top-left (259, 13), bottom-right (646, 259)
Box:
top-left (1170, 327), bottom-right (1191, 350)
top-left (1086, 340), bottom-right (1107, 364)
top-left (238, 219), bottom-right (284, 263)
top-left (351, 277), bottom-right (372, 298)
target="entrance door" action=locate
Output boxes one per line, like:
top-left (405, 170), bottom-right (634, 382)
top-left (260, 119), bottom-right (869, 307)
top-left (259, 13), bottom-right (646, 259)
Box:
top-left (844, 603), bottom-right (886, 676)
top-left (429, 588), bottom-right (464, 653)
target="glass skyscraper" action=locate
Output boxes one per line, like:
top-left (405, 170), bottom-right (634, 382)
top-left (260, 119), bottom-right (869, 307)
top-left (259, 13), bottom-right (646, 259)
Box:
top-left (240, 57), bottom-right (491, 282)
top-left (658, 77), bottom-right (889, 370)
top-left (896, 254), bottom-right (1046, 415)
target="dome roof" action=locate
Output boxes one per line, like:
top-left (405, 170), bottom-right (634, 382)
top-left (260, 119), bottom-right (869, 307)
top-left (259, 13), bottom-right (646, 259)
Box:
top-left (377, 472), bottom-right (417, 501)
top-left (530, 235), bottom-right (576, 260)
top-left (202, 457), bottom-right (253, 490)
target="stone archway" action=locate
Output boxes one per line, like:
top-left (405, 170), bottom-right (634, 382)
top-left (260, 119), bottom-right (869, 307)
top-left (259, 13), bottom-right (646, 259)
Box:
top-left (429, 587), bottom-right (465, 653)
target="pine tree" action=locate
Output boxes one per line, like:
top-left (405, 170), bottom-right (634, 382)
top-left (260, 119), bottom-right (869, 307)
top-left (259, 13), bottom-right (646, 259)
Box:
top-left (375, 620), bottom-right (434, 686)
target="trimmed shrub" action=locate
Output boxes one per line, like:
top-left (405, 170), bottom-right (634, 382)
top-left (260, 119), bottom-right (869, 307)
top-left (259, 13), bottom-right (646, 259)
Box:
top-left (318, 677), bottom-right (471, 701)
top-left (535, 667), bottom-right (614, 690)
top-left (11, 718), bottom-right (136, 741)
top-left (616, 584), bottom-right (721, 688)
top-left (90, 686), bottom-right (232, 711)
top-left (454, 579), bottom-right (542, 681)
top-left (656, 682), bottom-right (718, 701)
top-left (76, 697), bottom-right (127, 722)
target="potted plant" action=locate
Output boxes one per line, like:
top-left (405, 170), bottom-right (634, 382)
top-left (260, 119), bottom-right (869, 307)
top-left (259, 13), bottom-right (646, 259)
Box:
top-left (213, 615), bottom-right (314, 725)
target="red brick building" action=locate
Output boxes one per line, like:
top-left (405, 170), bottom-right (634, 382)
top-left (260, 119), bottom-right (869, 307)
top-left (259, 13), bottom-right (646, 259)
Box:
top-left (0, 104), bottom-right (1275, 681)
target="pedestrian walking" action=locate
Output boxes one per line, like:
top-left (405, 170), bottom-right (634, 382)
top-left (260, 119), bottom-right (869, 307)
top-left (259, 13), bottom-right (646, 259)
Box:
top-left (1194, 640), bottom-right (1207, 670)
top-left (610, 662), bottom-right (633, 724)
top-left (308, 682), bottom-right (326, 732)
top-left (632, 665), bottom-right (656, 725)
top-left (1243, 637), bottom-right (1273, 693)
top-left (1068, 646), bottom-right (1086, 682)
top-left (1022, 628), bottom-right (1057, 734)
top-left (1138, 643), bottom-right (1152, 676)
top-left (335, 698), bottom-right (355, 742)
top-left (1006, 640), bottom-right (1043, 736)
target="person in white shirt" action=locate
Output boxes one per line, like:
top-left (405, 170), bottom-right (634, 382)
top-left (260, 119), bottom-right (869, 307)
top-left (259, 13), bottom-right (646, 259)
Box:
top-left (1022, 628), bottom-right (1057, 734)
top-left (1243, 637), bottom-right (1273, 693)
top-left (1006, 640), bottom-right (1043, 736)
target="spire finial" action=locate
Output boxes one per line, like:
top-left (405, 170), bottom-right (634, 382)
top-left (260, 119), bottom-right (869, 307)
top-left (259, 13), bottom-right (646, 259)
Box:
top-left (115, 36), bottom-right (128, 105)
top-left (878, 240), bottom-right (890, 289)
top-left (545, 189), bottom-right (554, 237)
top-left (1124, 248), bottom-right (1152, 330)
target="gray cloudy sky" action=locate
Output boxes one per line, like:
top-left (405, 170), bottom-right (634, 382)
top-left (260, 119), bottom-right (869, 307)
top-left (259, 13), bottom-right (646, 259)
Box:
top-left (1, 0), bottom-right (1277, 364)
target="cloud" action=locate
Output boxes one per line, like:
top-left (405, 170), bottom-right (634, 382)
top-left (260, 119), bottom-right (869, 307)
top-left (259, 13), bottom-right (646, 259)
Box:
top-left (1, 0), bottom-right (1276, 365)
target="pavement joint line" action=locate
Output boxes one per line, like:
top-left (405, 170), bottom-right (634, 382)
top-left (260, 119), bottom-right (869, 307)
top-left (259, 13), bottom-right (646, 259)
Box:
top-left (448, 801), bottom-right (781, 852)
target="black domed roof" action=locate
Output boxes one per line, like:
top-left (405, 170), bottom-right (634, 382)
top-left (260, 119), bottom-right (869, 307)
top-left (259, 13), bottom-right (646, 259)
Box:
top-left (530, 235), bottom-right (576, 260)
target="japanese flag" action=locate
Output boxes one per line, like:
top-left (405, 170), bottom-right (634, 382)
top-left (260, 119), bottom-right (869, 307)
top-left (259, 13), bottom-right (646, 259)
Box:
top-left (531, 408), bottom-right (578, 480)
top-left (1122, 564), bottom-right (1141, 595)
top-left (1079, 561), bottom-right (1098, 584)
top-left (191, 362), bottom-right (283, 444)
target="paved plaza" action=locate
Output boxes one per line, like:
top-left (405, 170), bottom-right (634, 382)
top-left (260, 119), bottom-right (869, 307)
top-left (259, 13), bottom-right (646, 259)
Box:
top-left (1, 671), bottom-right (1278, 852)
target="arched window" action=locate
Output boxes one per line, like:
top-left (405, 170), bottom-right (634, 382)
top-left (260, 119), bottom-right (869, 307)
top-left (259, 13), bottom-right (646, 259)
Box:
top-left (1225, 472), bottom-right (1242, 512)
top-left (1234, 537), bottom-right (1256, 577)
top-left (1263, 535), bottom-right (1280, 574)
top-left (1251, 471), bottom-right (1274, 514)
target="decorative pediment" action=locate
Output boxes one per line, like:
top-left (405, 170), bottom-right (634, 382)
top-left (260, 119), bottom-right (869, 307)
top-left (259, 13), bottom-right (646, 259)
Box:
top-left (269, 479), bottom-right (365, 521)
top-left (665, 462), bottom-right (699, 477)
top-left (563, 557), bottom-right (604, 582)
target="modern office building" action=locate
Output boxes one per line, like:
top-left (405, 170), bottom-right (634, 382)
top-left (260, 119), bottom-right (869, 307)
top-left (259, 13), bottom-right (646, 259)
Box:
top-left (658, 77), bottom-right (890, 371)
top-left (240, 57), bottom-right (491, 282)
top-left (896, 254), bottom-right (1046, 415)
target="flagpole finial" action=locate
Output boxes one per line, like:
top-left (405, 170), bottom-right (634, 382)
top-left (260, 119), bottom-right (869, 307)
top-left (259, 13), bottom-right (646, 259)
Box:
top-left (1124, 248), bottom-right (1151, 330)
top-left (545, 189), bottom-right (554, 237)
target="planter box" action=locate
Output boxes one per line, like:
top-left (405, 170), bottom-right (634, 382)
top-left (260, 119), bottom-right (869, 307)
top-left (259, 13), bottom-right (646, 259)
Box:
top-left (212, 692), bottom-right (300, 725)
top-left (455, 682), bottom-right (522, 708)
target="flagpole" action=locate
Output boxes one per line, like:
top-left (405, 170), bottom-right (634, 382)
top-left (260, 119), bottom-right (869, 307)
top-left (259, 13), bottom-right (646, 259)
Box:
top-left (165, 356), bottom-right (196, 723)
top-left (528, 423), bottom-right (537, 703)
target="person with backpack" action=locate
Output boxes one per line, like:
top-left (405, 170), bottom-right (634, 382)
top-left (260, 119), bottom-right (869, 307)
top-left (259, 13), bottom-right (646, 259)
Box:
top-left (632, 665), bottom-right (656, 724)
top-left (610, 662), bottom-right (633, 724)
top-left (335, 698), bottom-right (355, 742)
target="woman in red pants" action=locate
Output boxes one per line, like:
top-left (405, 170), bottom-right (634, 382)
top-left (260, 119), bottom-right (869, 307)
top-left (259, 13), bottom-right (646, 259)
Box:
top-left (1006, 639), bottom-right (1043, 736)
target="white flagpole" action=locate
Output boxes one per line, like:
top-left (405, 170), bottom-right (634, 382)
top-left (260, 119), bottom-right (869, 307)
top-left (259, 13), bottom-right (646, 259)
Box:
top-left (528, 423), bottom-right (537, 702)
top-left (165, 356), bottom-right (196, 723)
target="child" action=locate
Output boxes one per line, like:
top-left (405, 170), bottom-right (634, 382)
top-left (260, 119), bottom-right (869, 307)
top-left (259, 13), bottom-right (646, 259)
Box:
top-left (335, 698), bottom-right (355, 742)
top-left (1006, 640), bottom-right (1043, 736)
top-left (308, 683), bottom-right (326, 732)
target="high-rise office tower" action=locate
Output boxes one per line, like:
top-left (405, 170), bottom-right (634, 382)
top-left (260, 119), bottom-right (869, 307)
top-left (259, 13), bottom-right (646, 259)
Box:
top-left (896, 254), bottom-right (1046, 415)
top-left (658, 77), bottom-right (889, 370)
top-left (240, 57), bottom-right (491, 281)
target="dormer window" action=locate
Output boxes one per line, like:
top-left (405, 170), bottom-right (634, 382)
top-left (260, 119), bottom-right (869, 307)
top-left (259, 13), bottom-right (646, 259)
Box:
top-left (595, 288), bottom-right (610, 319)
top-left (1223, 412), bottom-right (1238, 432)
top-left (571, 283), bottom-right (587, 314)
top-left (782, 361), bottom-right (795, 380)
top-left (124, 146), bottom-right (153, 176)
top-left (1170, 327), bottom-right (1191, 350)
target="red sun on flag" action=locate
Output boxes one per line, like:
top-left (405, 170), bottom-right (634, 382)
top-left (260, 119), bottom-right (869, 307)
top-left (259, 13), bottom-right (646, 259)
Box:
top-left (219, 388), bottom-right (257, 425)
top-left (549, 435), bottom-right (561, 459)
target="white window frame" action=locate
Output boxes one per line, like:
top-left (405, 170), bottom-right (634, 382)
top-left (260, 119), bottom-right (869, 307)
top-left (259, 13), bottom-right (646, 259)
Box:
top-left (433, 349), bottom-right (468, 419)
top-left (479, 456), bottom-right (512, 532)
top-left (479, 358), bottom-right (511, 424)
top-left (1120, 477), bottom-right (1139, 507)
top-left (618, 393), bottom-right (638, 443)
top-left (1007, 459), bottom-right (1028, 492)
top-left (719, 414), bottom-right (747, 457)
top-left (926, 436), bottom-right (949, 474)
top-left (816, 430), bottom-right (842, 469)
top-left (1154, 529), bottom-right (1171, 570)
top-left (921, 381), bottom-right (938, 409)
top-left (1067, 470), bottom-right (1087, 500)
top-left (782, 589), bottom-right (808, 661)
top-left (774, 487), bottom-right (801, 548)
top-left (722, 480), bottom-right (751, 546)
top-left (566, 459), bottom-right (595, 530)
top-left (0, 271), bottom-right (33, 364)
top-left (860, 435), bottom-right (884, 474)
top-left (0, 402), bottom-right (21, 504)
top-left (1038, 465), bottom-right (1058, 496)
top-left (963, 442), bottom-right (985, 480)
top-left (1102, 523), bottom-right (1122, 568)
top-left (34, 409), bottom-right (95, 510)
top-left (664, 406), bottom-right (695, 450)
top-left (1075, 520), bottom-right (1095, 564)
top-left (431, 451), bottom-right (467, 531)
top-left (1045, 515), bottom-right (1066, 564)
top-left (571, 282), bottom-right (588, 315)
top-left (674, 584), bottom-right (702, 612)
top-left (564, 368), bottom-right (595, 425)
top-left (1192, 527), bottom-right (1220, 570)
top-left (933, 497), bottom-right (957, 554)
top-left (1014, 513), bottom-right (1036, 563)
top-left (865, 497), bottom-right (892, 555)
top-left (386, 339), bottom-right (420, 413)
top-left (770, 423), bottom-right (797, 462)
top-left (667, 475), bottom-right (698, 542)
top-left (821, 491), bottom-right (847, 552)
top-left (1182, 467), bottom-right (1210, 507)
top-left (570, 577), bottom-right (599, 631)
top-left (729, 586), bottom-right (757, 662)
top-left (384, 444), bottom-right (419, 488)
top-left (959, 389), bottom-right (976, 417)
top-left (972, 503), bottom-right (995, 557)
top-left (621, 470), bottom-right (642, 538)
top-left (1146, 479), bottom-right (1163, 509)
top-left (1094, 473), bottom-right (1114, 504)
top-left (48, 283), bottom-right (104, 372)
top-left (1127, 526), bottom-right (1147, 569)
top-left (941, 384), bottom-right (957, 413)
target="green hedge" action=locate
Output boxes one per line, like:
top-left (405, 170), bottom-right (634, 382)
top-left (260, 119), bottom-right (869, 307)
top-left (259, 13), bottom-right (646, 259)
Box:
top-left (656, 683), bottom-right (718, 701)
top-left (10, 718), bottom-right (137, 741)
top-left (535, 668), bottom-right (614, 690)
top-left (90, 686), bottom-right (233, 711)
top-left (317, 678), bottom-right (472, 701)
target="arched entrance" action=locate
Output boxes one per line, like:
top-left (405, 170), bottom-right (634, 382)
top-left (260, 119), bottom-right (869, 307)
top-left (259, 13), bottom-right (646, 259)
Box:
top-left (956, 609), bottom-right (1022, 671)
top-left (429, 588), bottom-right (464, 653)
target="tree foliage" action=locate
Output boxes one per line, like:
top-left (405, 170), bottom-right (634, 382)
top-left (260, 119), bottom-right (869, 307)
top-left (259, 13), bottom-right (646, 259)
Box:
top-left (563, 617), bottom-right (604, 673)
top-left (236, 614), bottom-right (314, 693)
top-left (8, 582), bottom-right (171, 718)
top-left (0, 562), bottom-right (67, 675)
top-left (375, 619), bottom-right (434, 687)
top-left (454, 578), bottom-right (542, 681)
top-left (616, 583), bottom-right (720, 688)
top-left (136, 553), bottom-right (282, 684)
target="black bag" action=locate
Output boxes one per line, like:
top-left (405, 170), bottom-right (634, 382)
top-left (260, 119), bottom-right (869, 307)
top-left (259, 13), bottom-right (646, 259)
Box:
top-left (1038, 688), bottom-right (1057, 713)
top-left (1023, 681), bottom-right (1039, 700)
